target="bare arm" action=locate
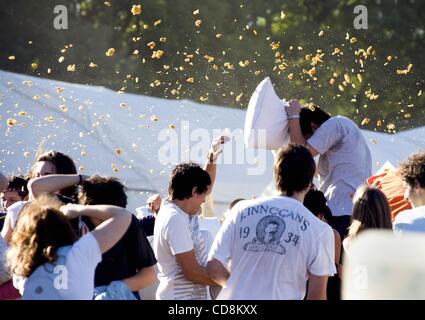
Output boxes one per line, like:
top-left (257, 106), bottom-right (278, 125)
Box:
top-left (203, 136), bottom-right (229, 194)
top-left (61, 204), bottom-right (131, 254)
top-left (333, 229), bottom-right (342, 268)
top-left (175, 250), bottom-right (218, 286)
top-left (288, 119), bottom-right (305, 145)
top-left (286, 100), bottom-right (319, 157)
top-left (203, 160), bottom-right (217, 196)
top-left (307, 273), bottom-right (328, 300)
top-left (206, 258), bottom-right (230, 287)
top-left (28, 174), bottom-right (86, 200)
top-left (122, 266), bottom-right (156, 291)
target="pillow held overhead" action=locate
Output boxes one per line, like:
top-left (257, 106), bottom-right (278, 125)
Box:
top-left (244, 77), bottom-right (289, 150)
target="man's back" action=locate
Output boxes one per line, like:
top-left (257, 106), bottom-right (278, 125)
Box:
top-left (209, 196), bottom-right (336, 300)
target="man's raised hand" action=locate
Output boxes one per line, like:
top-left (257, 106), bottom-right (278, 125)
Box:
top-left (208, 135), bottom-right (230, 163)
top-left (286, 99), bottom-right (302, 118)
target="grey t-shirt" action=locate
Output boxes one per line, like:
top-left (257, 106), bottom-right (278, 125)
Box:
top-left (307, 116), bottom-right (372, 216)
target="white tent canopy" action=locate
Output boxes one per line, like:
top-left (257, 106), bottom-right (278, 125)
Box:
top-left (1, 70), bottom-right (424, 215)
top-left (0, 70), bottom-right (275, 215)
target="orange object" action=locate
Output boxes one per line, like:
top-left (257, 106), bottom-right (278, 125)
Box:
top-left (367, 169), bottom-right (412, 222)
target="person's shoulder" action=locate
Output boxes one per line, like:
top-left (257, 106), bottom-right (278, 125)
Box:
top-left (261, 196), bottom-right (318, 219)
top-left (273, 195), bottom-right (308, 210)
top-left (72, 232), bottom-right (99, 252)
top-left (334, 115), bottom-right (353, 122)
top-left (317, 221), bottom-right (334, 240)
top-left (158, 201), bottom-right (178, 216)
top-left (68, 232), bottom-right (102, 265)
top-left (393, 209), bottom-right (409, 224)
top-left (303, 207), bottom-right (333, 233)
top-left (263, 195), bottom-right (296, 204)
top-left (333, 228), bottom-right (342, 244)
top-left (258, 195), bottom-right (306, 209)
top-left (233, 196), bottom-right (293, 211)
top-left (7, 201), bottom-right (28, 224)
top-left (232, 197), bottom-right (263, 210)
top-left (395, 206), bottom-right (425, 223)
top-left (313, 116), bottom-right (341, 132)
top-left (333, 115), bottom-right (360, 129)
top-left (224, 197), bottom-right (281, 221)
top-left (158, 203), bottom-right (187, 226)
top-left (342, 237), bottom-right (351, 254)
top-left (7, 200), bottom-right (27, 214)
top-left (129, 213), bottom-right (140, 227)
top-left (120, 214), bottom-right (139, 238)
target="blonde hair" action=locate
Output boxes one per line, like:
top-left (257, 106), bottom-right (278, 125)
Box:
top-left (6, 195), bottom-right (76, 278)
top-left (348, 185), bottom-right (392, 239)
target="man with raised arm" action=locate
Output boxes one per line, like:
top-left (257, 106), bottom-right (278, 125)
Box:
top-left (153, 136), bottom-right (226, 300)
top-left (284, 101), bottom-right (372, 238)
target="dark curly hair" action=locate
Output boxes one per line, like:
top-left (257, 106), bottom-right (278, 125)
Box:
top-left (169, 163), bottom-right (211, 200)
top-left (274, 144), bottom-right (316, 196)
top-left (79, 175), bottom-right (127, 208)
top-left (399, 151), bottom-right (425, 188)
top-left (7, 175), bottom-right (29, 199)
top-left (299, 104), bottom-right (331, 137)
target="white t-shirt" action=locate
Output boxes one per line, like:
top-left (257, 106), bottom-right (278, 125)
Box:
top-left (199, 216), bottom-right (221, 238)
top-left (208, 196), bottom-right (336, 300)
top-left (14, 232), bottom-right (102, 300)
top-left (153, 200), bottom-right (208, 300)
top-left (307, 116), bottom-right (372, 216)
top-left (393, 206), bottom-right (425, 234)
top-left (6, 201), bottom-right (28, 229)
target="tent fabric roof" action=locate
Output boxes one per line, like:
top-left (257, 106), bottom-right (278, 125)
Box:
top-left (0, 70), bottom-right (274, 214)
top-left (1, 70), bottom-right (424, 213)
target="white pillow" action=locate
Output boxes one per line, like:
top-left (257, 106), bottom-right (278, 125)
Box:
top-left (244, 77), bottom-right (289, 150)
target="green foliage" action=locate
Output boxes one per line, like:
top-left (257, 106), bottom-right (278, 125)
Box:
top-left (0, 0), bottom-right (423, 132)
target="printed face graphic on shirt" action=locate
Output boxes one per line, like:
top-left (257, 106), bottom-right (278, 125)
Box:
top-left (243, 215), bottom-right (286, 255)
top-left (263, 222), bottom-right (278, 244)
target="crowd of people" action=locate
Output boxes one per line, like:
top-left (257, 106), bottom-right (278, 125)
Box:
top-left (0, 101), bottom-right (424, 300)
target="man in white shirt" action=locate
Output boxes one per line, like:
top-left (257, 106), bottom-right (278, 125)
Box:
top-left (394, 151), bottom-right (425, 233)
top-left (153, 137), bottom-right (226, 300)
top-left (207, 144), bottom-right (336, 300)
top-left (285, 101), bottom-right (372, 238)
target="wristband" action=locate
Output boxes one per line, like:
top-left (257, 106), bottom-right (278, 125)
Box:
top-left (287, 115), bottom-right (300, 120)
top-left (208, 152), bottom-right (214, 164)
